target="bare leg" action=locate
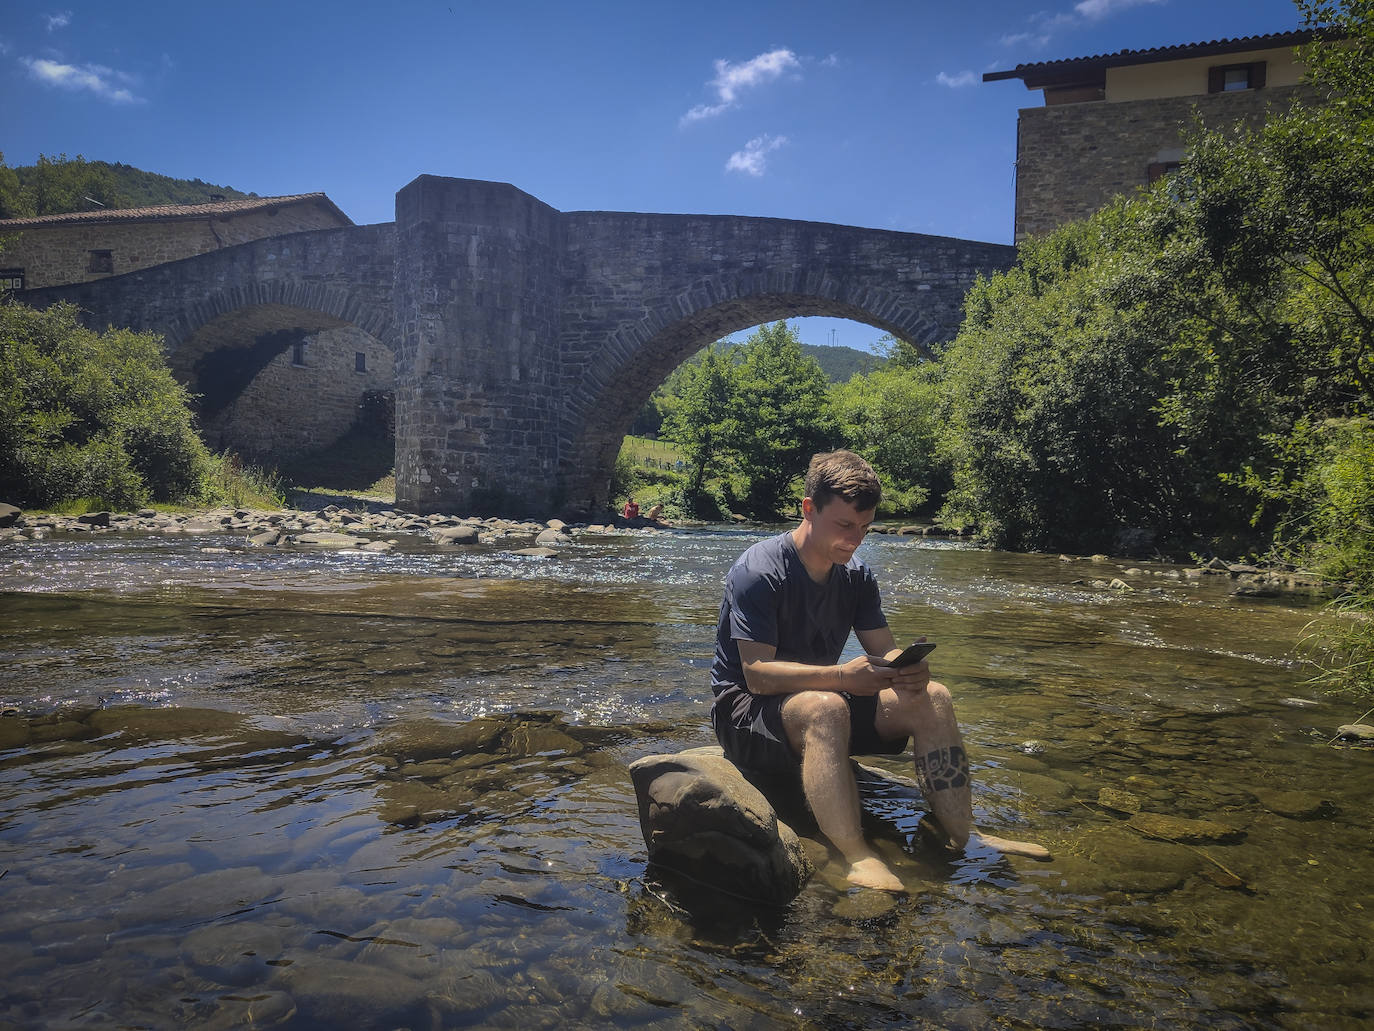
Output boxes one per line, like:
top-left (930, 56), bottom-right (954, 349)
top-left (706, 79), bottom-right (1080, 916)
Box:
top-left (878, 684), bottom-right (1050, 859)
top-left (876, 682), bottom-right (971, 848)
top-left (783, 692), bottom-right (904, 892)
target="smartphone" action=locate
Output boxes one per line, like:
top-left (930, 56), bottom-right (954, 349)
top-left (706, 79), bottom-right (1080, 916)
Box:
top-left (890, 640), bottom-right (936, 667)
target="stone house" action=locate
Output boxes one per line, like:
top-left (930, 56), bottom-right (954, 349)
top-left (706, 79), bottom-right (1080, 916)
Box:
top-left (0, 193), bottom-right (353, 290)
top-left (1, 193), bottom-right (395, 466)
top-left (984, 29), bottom-right (1322, 241)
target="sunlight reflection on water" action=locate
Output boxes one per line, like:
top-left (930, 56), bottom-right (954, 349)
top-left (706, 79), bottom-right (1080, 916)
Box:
top-left (0, 525), bottom-right (1369, 1029)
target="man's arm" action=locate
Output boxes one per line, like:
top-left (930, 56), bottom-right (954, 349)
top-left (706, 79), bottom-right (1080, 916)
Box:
top-left (737, 631), bottom-right (927, 698)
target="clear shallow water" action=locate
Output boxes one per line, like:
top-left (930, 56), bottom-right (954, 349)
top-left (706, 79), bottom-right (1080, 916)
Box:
top-left (0, 525), bottom-right (1370, 1029)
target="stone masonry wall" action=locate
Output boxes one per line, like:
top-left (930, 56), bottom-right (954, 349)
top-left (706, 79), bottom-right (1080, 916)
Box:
top-left (392, 177), bottom-right (565, 515)
top-left (199, 325), bottom-right (394, 462)
top-left (1013, 84), bottom-right (1314, 240)
top-left (4, 202), bottom-right (349, 290)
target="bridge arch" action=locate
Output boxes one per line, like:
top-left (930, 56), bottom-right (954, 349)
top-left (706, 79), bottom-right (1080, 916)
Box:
top-left (557, 277), bottom-right (947, 513)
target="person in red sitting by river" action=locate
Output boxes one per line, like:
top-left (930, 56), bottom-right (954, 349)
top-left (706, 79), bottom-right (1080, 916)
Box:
top-left (622, 497), bottom-right (640, 519)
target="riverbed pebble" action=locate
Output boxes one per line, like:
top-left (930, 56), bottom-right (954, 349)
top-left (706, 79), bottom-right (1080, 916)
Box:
top-left (1127, 811), bottom-right (1244, 845)
top-left (1253, 788), bottom-right (1331, 819)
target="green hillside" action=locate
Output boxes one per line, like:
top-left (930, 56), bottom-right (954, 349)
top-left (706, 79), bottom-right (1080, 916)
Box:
top-left (0, 154), bottom-right (254, 219)
top-left (87, 162), bottom-right (256, 207)
top-left (800, 342), bottom-right (885, 382)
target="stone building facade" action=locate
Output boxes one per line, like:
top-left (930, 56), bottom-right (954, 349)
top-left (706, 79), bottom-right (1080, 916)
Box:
top-left (198, 324), bottom-right (395, 461)
top-left (0, 193), bottom-right (353, 290)
top-left (984, 30), bottom-right (1322, 241)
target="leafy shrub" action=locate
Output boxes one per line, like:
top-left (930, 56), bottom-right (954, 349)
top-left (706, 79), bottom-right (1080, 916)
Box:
top-left (0, 300), bottom-right (211, 508)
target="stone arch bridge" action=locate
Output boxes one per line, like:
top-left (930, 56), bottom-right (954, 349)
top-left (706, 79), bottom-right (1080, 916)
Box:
top-left (25, 175), bottom-right (1015, 516)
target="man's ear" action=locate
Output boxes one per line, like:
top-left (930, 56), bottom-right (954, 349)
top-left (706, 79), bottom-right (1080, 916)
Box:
top-left (800, 496), bottom-right (816, 519)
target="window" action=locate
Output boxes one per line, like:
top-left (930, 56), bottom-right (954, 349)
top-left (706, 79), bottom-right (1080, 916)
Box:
top-left (87, 249), bottom-right (114, 274)
top-left (355, 351), bottom-right (367, 373)
top-left (1208, 62), bottom-right (1266, 93)
top-left (0, 268), bottom-right (23, 292)
top-left (291, 341), bottom-right (307, 367)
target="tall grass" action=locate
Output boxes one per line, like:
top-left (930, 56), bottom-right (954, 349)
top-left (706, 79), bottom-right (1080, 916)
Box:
top-left (199, 451), bottom-right (285, 510)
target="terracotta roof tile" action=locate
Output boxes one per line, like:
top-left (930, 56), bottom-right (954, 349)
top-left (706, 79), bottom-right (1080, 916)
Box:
top-left (0, 192), bottom-right (353, 228)
top-left (984, 29), bottom-right (1322, 87)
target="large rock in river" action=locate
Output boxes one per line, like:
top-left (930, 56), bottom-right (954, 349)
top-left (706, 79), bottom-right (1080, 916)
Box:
top-left (629, 747), bottom-right (812, 905)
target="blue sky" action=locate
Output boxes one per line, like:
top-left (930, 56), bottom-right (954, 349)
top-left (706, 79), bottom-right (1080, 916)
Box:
top-left (3, 0), bottom-right (1306, 352)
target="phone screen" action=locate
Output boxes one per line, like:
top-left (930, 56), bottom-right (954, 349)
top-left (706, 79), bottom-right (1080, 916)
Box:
top-left (891, 641), bottom-right (936, 667)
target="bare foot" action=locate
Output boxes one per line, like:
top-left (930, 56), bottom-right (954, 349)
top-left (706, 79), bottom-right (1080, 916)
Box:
top-left (975, 832), bottom-right (1053, 861)
top-left (846, 856), bottom-right (905, 892)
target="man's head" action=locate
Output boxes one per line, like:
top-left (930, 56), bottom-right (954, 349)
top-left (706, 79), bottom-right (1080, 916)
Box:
top-left (804, 450), bottom-right (881, 513)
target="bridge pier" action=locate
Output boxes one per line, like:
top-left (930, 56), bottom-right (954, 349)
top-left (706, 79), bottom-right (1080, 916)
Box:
top-left (393, 176), bottom-right (565, 515)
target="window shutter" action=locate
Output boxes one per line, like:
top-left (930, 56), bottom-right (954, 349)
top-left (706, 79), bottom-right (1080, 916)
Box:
top-left (1208, 66), bottom-right (1225, 93)
top-left (1251, 61), bottom-right (1267, 89)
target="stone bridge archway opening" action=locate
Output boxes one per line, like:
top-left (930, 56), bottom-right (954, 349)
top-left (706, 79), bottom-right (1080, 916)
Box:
top-left (176, 302), bottom-right (396, 476)
top-left (559, 294), bottom-right (941, 516)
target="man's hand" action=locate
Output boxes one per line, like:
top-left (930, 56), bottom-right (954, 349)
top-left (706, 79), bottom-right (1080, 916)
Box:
top-left (837, 653), bottom-right (930, 695)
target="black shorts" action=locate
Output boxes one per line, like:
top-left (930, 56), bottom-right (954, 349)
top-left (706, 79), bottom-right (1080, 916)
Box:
top-left (711, 686), bottom-right (909, 774)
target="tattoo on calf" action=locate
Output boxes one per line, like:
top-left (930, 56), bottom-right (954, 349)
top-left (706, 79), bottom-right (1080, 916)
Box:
top-left (916, 745), bottom-right (969, 793)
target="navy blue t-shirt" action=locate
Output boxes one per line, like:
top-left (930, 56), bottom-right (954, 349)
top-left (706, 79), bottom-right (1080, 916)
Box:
top-left (710, 531), bottom-right (887, 703)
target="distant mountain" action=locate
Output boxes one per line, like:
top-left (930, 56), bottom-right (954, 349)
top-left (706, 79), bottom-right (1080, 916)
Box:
top-left (800, 342), bottom-right (886, 382)
top-left (2, 156), bottom-right (255, 219)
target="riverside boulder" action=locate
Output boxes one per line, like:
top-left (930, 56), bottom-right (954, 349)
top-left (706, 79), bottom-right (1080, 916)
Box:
top-left (629, 747), bottom-right (812, 905)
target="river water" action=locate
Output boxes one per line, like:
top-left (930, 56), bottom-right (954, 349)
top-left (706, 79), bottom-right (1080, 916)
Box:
top-left (0, 521), bottom-right (1370, 1029)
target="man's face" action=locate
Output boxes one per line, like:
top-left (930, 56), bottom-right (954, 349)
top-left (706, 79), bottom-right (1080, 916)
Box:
top-left (804, 495), bottom-right (876, 565)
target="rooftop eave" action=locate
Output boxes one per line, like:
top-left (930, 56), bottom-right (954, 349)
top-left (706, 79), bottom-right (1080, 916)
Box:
top-left (983, 28), bottom-right (1325, 90)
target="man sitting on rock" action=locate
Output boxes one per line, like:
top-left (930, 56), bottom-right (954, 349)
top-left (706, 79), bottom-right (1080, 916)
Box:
top-left (710, 449), bottom-right (1044, 891)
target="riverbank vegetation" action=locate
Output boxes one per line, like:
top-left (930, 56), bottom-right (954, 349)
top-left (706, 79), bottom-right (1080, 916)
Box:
top-left (0, 301), bottom-right (282, 511)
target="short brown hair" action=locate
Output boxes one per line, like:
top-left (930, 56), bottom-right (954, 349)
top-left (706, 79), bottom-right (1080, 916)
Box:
top-left (805, 450), bottom-right (881, 511)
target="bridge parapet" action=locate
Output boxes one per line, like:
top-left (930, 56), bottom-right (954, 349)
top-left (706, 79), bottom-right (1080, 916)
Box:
top-left (20, 223), bottom-right (398, 357)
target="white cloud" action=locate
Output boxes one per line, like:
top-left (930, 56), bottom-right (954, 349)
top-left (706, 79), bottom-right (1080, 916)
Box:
top-left (44, 11), bottom-right (72, 31)
top-left (937, 70), bottom-right (978, 88)
top-left (21, 56), bottom-right (140, 103)
top-left (1000, 29), bottom-right (1051, 48)
top-left (726, 134), bottom-right (788, 177)
top-left (682, 48), bottom-right (801, 125)
top-left (1002, 0), bottom-right (1164, 50)
top-left (1075, 0), bottom-right (1164, 18)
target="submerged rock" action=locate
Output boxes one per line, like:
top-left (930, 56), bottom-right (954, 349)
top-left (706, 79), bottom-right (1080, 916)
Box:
top-left (290, 531), bottom-right (367, 548)
top-left (1127, 811), bottom-right (1244, 845)
top-left (510, 546), bottom-right (559, 558)
top-left (1253, 788), bottom-right (1331, 819)
top-left (1097, 787), bottom-right (1143, 814)
top-left (1335, 723), bottom-right (1374, 745)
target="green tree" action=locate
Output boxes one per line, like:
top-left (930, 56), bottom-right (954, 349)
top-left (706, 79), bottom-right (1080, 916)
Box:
top-left (831, 361), bottom-right (946, 516)
top-left (729, 321), bottom-right (837, 518)
top-left (935, 209), bottom-right (1213, 553)
top-left (0, 153), bottom-right (28, 221)
top-left (0, 300), bottom-right (209, 508)
top-left (17, 154), bottom-right (127, 217)
top-left (658, 343), bottom-right (738, 513)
